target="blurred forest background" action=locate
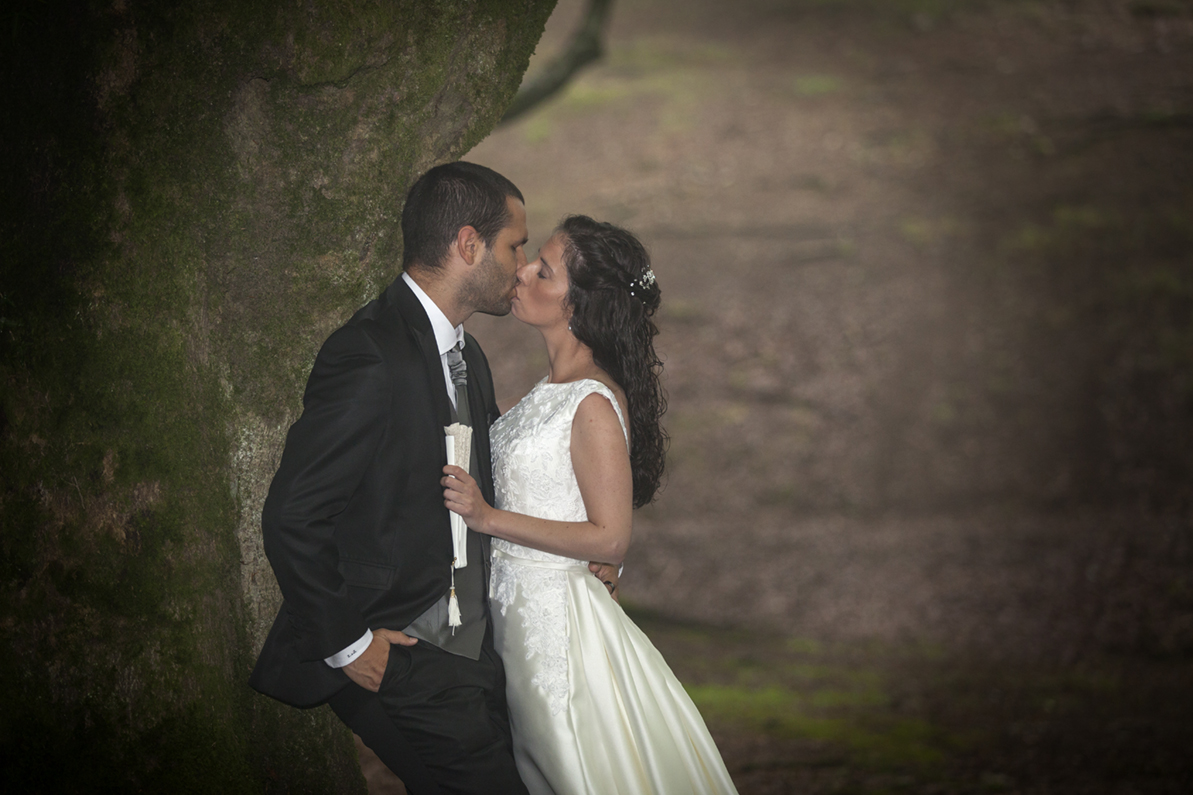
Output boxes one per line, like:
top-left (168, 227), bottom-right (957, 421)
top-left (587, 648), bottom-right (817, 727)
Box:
top-left (467, 0), bottom-right (1193, 792)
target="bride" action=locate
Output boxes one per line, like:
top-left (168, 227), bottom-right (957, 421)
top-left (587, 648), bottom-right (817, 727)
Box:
top-left (442, 215), bottom-right (737, 794)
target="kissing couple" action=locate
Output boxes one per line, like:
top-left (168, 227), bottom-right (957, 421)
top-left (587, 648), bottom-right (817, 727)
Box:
top-left (250, 162), bottom-right (737, 794)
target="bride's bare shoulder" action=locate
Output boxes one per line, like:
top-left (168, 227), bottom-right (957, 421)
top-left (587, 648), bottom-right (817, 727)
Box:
top-left (580, 372), bottom-right (626, 418)
top-left (572, 382), bottom-right (629, 448)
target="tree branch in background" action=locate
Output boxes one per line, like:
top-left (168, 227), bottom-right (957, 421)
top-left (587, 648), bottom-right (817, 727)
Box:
top-left (501, 0), bottom-right (616, 124)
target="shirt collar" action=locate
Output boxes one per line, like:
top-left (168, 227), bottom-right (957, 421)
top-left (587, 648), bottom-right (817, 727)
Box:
top-left (402, 271), bottom-right (464, 356)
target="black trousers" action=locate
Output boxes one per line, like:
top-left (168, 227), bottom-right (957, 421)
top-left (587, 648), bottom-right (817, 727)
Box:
top-left (328, 632), bottom-right (527, 795)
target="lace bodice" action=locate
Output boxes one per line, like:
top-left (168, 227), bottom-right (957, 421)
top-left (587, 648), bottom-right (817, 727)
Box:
top-left (489, 378), bottom-right (627, 564)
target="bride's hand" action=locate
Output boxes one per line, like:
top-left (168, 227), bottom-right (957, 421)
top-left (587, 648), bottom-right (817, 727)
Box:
top-left (442, 465), bottom-right (493, 533)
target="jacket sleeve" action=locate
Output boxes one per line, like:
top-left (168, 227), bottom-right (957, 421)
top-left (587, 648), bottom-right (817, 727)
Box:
top-left (261, 324), bottom-right (389, 662)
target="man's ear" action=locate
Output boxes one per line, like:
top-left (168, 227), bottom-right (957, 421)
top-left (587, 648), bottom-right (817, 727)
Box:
top-left (454, 225), bottom-right (485, 266)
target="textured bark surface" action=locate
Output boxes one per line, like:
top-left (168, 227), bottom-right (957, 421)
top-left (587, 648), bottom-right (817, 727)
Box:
top-left (0, 0), bottom-right (555, 791)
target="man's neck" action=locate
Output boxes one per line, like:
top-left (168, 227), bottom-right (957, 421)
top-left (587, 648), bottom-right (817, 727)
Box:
top-left (406, 266), bottom-right (467, 327)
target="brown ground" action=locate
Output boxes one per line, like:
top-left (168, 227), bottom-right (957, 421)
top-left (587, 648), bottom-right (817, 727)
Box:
top-left (458, 1), bottom-right (1193, 792)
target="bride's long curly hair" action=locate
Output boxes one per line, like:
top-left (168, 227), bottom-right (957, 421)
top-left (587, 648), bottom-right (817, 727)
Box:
top-left (558, 215), bottom-right (667, 508)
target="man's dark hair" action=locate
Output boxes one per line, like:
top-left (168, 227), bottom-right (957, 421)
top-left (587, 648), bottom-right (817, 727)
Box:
top-left (401, 161), bottom-right (524, 271)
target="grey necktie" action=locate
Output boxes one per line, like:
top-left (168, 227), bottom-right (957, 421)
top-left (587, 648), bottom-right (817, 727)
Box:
top-left (446, 341), bottom-right (470, 426)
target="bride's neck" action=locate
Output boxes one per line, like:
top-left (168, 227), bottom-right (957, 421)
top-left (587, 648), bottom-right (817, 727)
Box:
top-left (542, 326), bottom-right (598, 384)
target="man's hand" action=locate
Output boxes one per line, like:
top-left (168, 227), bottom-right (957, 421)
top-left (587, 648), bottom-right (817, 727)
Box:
top-left (588, 561), bottom-right (620, 603)
top-left (342, 629), bottom-right (418, 692)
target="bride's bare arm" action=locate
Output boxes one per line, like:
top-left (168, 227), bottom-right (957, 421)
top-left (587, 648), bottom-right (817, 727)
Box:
top-left (442, 393), bottom-right (633, 564)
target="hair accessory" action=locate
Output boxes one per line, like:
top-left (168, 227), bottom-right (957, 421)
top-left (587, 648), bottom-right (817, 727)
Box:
top-left (629, 268), bottom-right (656, 297)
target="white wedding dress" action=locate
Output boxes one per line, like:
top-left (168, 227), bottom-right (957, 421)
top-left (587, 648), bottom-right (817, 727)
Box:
top-left (488, 378), bottom-right (738, 795)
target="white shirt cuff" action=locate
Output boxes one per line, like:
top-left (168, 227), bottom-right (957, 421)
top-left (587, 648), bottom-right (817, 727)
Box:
top-left (324, 629), bottom-right (373, 668)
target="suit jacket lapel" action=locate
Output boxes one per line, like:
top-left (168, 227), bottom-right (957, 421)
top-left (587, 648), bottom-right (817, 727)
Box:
top-left (462, 345), bottom-right (494, 570)
top-left (389, 278), bottom-right (492, 569)
top-left (387, 277), bottom-right (453, 431)
top-left (463, 362), bottom-right (493, 503)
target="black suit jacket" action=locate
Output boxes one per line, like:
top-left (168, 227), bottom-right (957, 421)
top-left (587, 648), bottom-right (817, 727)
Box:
top-left (249, 276), bottom-right (500, 708)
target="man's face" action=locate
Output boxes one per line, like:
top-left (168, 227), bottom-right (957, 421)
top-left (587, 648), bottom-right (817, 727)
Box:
top-left (468, 196), bottom-right (528, 317)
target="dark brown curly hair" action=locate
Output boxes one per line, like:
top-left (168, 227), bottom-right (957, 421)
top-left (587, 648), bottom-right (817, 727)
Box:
top-left (557, 215), bottom-right (668, 508)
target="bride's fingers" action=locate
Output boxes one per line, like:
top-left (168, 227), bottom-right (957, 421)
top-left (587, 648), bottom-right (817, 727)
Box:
top-left (441, 474), bottom-right (474, 492)
top-left (443, 486), bottom-right (473, 506)
top-left (442, 464), bottom-right (472, 482)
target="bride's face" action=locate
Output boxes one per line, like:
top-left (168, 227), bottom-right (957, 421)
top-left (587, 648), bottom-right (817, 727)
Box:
top-left (513, 235), bottom-right (571, 330)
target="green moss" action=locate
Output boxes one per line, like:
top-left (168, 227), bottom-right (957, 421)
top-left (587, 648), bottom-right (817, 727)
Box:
top-left (792, 74), bottom-right (845, 97)
top-left (687, 683), bottom-right (944, 768)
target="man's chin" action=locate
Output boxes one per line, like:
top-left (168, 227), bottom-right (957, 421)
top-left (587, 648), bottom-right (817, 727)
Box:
top-left (477, 303), bottom-right (513, 318)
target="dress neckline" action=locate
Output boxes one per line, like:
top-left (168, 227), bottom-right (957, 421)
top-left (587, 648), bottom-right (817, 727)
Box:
top-left (537, 376), bottom-right (606, 388)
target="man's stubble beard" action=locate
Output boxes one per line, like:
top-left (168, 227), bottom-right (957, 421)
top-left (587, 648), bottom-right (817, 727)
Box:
top-left (461, 248), bottom-right (514, 318)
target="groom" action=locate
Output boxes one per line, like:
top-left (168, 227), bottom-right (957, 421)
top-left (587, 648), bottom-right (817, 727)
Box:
top-left (251, 162), bottom-right (611, 793)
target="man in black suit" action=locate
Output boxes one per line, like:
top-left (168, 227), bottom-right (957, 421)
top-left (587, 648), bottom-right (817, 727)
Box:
top-left (250, 162), bottom-right (607, 793)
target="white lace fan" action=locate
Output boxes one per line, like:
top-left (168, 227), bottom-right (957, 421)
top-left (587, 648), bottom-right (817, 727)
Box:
top-left (444, 423), bottom-right (473, 629)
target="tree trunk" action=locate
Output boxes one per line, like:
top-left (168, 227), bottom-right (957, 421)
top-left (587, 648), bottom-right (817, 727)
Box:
top-left (0, 1), bottom-right (555, 791)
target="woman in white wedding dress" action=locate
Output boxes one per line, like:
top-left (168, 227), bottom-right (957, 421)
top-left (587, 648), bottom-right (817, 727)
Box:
top-left (442, 216), bottom-right (737, 794)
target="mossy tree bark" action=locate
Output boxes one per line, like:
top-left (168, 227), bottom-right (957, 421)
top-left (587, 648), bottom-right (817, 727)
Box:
top-left (0, 1), bottom-right (555, 791)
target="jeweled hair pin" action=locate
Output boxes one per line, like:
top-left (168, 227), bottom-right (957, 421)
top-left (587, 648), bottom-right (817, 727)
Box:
top-left (629, 268), bottom-right (656, 297)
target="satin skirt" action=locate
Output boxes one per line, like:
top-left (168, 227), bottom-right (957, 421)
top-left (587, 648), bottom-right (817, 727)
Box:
top-left (491, 550), bottom-right (738, 795)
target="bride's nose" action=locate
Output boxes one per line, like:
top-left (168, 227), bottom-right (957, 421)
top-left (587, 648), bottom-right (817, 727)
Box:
top-left (516, 261), bottom-right (534, 284)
